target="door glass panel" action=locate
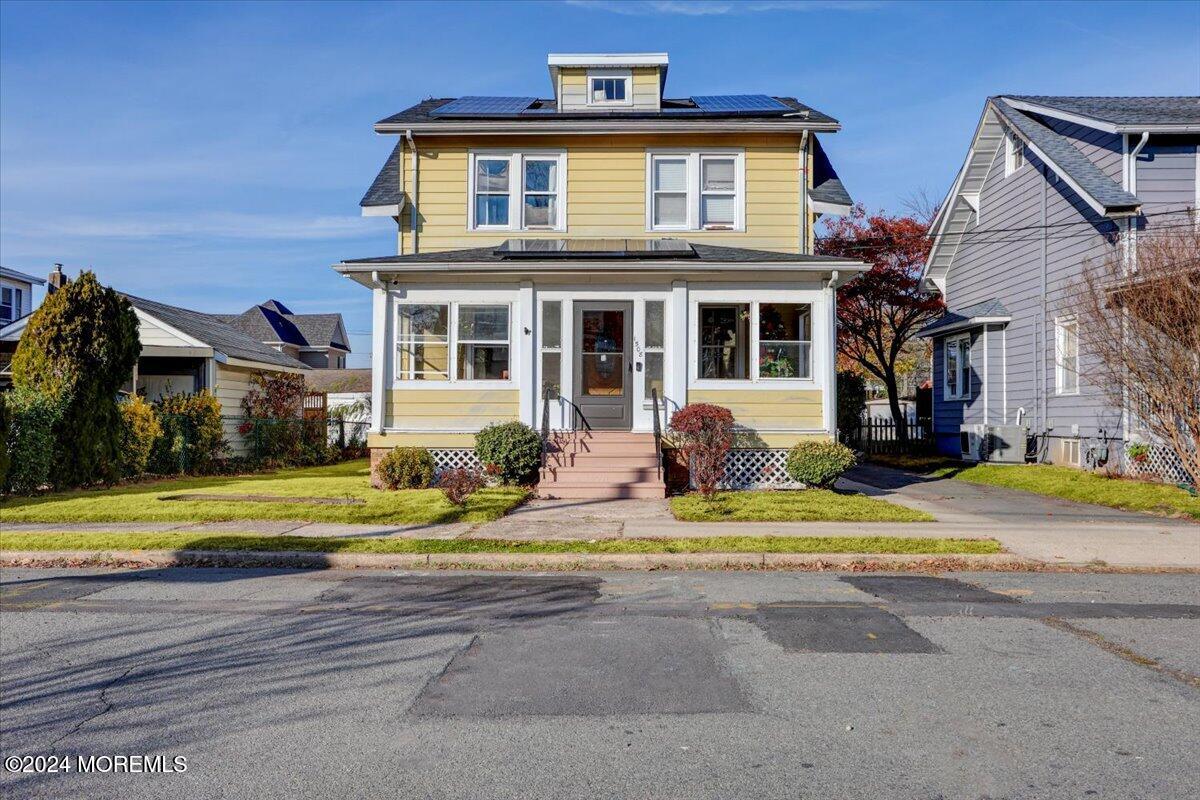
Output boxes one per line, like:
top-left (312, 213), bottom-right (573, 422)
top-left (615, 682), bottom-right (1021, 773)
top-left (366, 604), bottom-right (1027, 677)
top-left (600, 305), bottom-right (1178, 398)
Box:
top-left (580, 309), bottom-right (625, 397)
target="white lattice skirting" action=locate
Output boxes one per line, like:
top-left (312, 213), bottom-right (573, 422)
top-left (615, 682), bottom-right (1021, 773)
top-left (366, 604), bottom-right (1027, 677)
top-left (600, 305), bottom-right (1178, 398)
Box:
top-left (429, 449), bottom-right (483, 475)
top-left (720, 449), bottom-right (802, 489)
top-left (1122, 444), bottom-right (1193, 485)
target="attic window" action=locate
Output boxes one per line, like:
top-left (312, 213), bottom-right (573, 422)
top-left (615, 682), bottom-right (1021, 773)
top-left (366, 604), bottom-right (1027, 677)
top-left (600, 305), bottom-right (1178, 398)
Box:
top-left (587, 69), bottom-right (632, 106)
top-left (1005, 134), bottom-right (1025, 177)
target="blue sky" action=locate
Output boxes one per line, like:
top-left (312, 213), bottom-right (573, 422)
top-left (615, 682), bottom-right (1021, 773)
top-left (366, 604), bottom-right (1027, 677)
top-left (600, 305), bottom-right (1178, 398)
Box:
top-left (2, 0), bottom-right (1198, 367)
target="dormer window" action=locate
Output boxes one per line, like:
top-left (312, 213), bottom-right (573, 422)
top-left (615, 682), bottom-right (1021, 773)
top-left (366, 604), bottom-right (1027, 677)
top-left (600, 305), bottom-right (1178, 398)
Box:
top-left (587, 69), bottom-right (632, 107)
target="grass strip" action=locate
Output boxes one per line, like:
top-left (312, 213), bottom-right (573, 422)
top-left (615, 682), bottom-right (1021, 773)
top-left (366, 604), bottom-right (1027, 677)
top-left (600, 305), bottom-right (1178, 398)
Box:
top-left (670, 489), bottom-right (933, 522)
top-left (869, 455), bottom-right (1199, 521)
top-left (0, 460), bottom-right (528, 525)
top-left (0, 532), bottom-right (1001, 556)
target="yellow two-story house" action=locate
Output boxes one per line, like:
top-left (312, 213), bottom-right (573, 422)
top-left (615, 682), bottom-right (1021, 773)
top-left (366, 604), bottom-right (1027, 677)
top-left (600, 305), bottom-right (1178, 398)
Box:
top-left (336, 52), bottom-right (865, 497)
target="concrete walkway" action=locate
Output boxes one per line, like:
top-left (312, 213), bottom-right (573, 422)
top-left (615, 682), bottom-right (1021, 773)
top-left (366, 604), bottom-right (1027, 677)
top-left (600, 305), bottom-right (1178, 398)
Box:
top-left (6, 465), bottom-right (1198, 568)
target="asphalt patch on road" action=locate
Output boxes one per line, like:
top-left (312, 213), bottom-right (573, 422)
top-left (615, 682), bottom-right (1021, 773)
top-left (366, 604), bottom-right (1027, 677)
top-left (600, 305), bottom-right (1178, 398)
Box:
top-left (0, 572), bottom-right (141, 610)
top-left (317, 574), bottom-right (602, 620)
top-left (409, 617), bottom-right (749, 717)
top-left (754, 604), bottom-right (941, 654)
top-left (841, 575), bottom-right (1017, 604)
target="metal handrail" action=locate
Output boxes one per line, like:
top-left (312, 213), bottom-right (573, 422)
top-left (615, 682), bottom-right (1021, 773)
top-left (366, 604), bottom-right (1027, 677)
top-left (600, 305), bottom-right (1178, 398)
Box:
top-left (651, 387), bottom-right (663, 481)
top-left (540, 385), bottom-right (552, 469)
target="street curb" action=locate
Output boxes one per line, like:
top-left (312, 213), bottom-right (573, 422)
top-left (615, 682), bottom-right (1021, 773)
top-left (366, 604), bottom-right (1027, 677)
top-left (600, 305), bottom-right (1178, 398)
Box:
top-left (1, 548), bottom-right (1047, 572)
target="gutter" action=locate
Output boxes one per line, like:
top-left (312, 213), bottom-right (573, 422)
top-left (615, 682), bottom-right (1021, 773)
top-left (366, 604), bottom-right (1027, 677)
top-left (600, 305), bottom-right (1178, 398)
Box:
top-left (375, 120), bottom-right (841, 135)
top-left (334, 260), bottom-right (869, 276)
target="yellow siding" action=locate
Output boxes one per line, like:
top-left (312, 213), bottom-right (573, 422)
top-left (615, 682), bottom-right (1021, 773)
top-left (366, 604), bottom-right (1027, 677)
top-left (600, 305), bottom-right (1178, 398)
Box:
top-left (400, 133), bottom-right (803, 254)
top-left (369, 431), bottom-right (478, 449)
top-left (211, 363), bottom-right (258, 455)
top-left (385, 388), bottom-right (518, 431)
top-left (558, 67), bottom-right (660, 110)
top-left (687, 388), bottom-right (824, 434)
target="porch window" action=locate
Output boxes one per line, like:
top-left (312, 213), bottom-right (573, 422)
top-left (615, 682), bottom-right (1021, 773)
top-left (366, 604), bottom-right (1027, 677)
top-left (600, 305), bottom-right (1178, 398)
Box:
top-left (944, 334), bottom-right (971, 400)
top-left (1055, 317), bottom-right (1079, 395)
top-left (396, 304), bottom-right (450, 381)
top-left (540, 300), bottom-right (562, 398)
top-left (699, 304), bottom-right (749, 380)
top-left (758, 303), bottom-right (811, 379)
top-left (644, 300), bottom-right (664, 401)
top-left (456, 305), bottom-right (510, 381)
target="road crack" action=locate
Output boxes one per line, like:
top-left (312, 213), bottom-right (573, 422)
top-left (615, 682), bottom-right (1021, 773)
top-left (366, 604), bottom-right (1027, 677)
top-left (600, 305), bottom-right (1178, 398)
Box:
top-left (1041, 616), bottom-right (1200, 690)
top-left (48, 664), bottom-right (138, 754)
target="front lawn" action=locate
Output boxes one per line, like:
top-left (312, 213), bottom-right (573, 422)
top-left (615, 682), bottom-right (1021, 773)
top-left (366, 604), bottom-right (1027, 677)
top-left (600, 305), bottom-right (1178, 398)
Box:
top-left (670, 489), bottom-right (933, 522)
top-left (870, 455), bottom-right (1200, 520)
top-left (0, 531), bottom-right (1000, 555)
top-left (0, 460), bottom-right (527, 525)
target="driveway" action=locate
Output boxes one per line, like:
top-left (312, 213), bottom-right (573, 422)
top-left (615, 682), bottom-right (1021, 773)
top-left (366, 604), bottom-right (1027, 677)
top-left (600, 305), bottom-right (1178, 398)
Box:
top-left (842, 463), bottom-right (1200, 568)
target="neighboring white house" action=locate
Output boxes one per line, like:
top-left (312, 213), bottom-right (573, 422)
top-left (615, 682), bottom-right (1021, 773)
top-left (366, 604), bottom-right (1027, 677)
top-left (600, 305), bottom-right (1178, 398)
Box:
top-left (0, 267), bottom-right (44, 327)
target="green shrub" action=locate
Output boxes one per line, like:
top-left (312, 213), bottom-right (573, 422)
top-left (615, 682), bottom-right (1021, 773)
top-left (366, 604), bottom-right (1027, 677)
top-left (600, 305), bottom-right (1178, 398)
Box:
top-left (785, 440), bottom-right (858, 488)
top-left (836, 371), bottom-right (867, 435)
top-left (474, 421), bottom-right (542, 485)
top-left (377, 446), bottom-right (435, 490)
top-left (150, 390), bottom-right (226, 475)
top-left (118, 395), bottom-right (163, 477)
top-left (3, 387), bottom-right (65, 494)
top-left (0, 393), bottom-right (10, 489)
top-left (11, 271), bottom-right (140, 488)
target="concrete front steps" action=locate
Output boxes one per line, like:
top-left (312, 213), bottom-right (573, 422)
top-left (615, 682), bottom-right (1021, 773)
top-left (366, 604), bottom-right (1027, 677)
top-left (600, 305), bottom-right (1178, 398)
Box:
top-left (538, 431), bottom-right (667, 499)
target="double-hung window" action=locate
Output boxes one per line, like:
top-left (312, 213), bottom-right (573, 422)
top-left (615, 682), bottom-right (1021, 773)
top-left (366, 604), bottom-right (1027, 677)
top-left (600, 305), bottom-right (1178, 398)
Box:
top-left (470, 151), bottom-right (566, 231)
top-left (1055, 317), bottom-right (1079, 395)
top-left (395, 302), bottom-right (511, 383)
top-left (944, 334), bottom-right (971, 400)
top-left (0, 286), bottom-right (21, 324)
top-left (647, 150), bottom-right (744, 232)
top-left (1005, 133), bottom-right (1025, 177)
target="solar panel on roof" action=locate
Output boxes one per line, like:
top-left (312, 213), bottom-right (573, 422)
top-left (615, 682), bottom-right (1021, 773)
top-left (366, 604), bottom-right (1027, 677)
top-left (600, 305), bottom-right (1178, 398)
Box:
top-left (690, 95), bottom-right (788, 113)
top-left (430, 96), bottom-right (537, 117)
top-left (494, 239), bottom-right (696, 259)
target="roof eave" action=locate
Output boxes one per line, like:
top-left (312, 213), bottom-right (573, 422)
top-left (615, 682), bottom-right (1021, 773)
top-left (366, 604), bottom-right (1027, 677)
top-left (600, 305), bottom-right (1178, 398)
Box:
top-left (917, 315), bottom-right (1012, 338)
top-left (333, 259), bottom-right (868, 275)
top-left (999, 97), bottom-right (1200, 135)
top-left (374, 119), bottom-right (841, 135)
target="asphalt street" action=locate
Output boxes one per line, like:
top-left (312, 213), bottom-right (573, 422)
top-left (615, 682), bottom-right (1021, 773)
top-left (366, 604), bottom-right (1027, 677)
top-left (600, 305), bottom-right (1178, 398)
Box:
top-left (1, 567), bottom-right (1198, 800)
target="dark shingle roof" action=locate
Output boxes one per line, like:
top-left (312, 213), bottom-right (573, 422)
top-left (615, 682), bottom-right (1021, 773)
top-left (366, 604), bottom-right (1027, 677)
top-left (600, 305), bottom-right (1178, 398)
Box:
top-left (376, 96), bottom-right (838, 126)
top-left (290, 314), bottom-right (348, 350)
top-left (124, 295), bottom-right (309, 370)
top-left (341, 242), bottom-right (857, 267)
top-left (809, 136), bottom-right (853, 208)
top-left (991, 99), bottom-right (1140, 212)
top-left (918, 298), bottom-right (1011, 337)
top-left (223, 304), bottom-right (349, 351)
top-left (360, 142), bottom-right (402, 208)
top-left (1006, 96), bottom-right (1200, 127)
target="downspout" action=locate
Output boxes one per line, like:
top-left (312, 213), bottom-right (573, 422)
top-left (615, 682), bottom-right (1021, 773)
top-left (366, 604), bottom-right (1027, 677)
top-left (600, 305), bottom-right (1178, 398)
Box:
top-left (826, 269), bottom-right (839, 440)
top-left (1126, 131), bottom-right (1149, 274)
top-left (406, 129), bottom-right (418, 254)
top-left (799, 130), bottom-right (810, 254)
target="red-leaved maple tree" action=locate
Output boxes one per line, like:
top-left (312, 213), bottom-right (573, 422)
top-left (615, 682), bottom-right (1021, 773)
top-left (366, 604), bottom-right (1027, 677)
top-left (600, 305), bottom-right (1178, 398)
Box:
top-left (817, 205), bottom-right (944, 439)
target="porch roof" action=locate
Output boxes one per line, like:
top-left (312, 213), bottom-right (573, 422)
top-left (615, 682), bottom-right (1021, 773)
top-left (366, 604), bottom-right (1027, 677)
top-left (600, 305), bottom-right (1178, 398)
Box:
top-left (917, 298), bottom-right (1011, 338)
top-left (334, 242), bottom-right (867, 281)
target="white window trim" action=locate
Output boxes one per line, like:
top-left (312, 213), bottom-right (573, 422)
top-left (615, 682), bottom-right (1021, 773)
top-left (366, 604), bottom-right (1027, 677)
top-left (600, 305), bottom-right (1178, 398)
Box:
top-left (645, 148), bottom-right (746, 233)
top-left (943, 334), bottom-right (972, 401)
top-left (1004, 133), bottom-right (1025, 178)
top-left (1055, 315), bottom-right (1080, 396)
top-left (689, 297), bottom-right (819, 388)
top-left (586, 68), bottom-right (632, 107)
top-left (393, 300), bottom-right (516, 388)
top-left (467, 149), bottom-right (567, 233)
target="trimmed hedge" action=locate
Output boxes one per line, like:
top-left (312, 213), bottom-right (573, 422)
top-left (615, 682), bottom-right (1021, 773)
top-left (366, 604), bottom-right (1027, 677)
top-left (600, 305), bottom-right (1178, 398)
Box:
top-left (785, 440), bottom-right (858, 488)
top-left (474, 421), bottom-right (542, 485)
top-left (119, 395), bottom-right (163, 477)
top-left (377, 446), bottom-right (435, 490)
top-left (2, 387), bottom-right (64, 494)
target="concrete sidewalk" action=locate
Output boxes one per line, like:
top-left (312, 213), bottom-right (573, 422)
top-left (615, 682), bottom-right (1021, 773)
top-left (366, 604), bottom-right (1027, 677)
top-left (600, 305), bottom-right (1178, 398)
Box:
top-left (6, 465), bottom-right (1198, 568)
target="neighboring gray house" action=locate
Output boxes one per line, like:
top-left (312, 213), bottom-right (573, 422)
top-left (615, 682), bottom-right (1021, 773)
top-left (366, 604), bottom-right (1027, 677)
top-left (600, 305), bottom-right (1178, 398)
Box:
top-left (219, 300), bottom-right (352, 369)
top-left (0, 266), bottom-right (45, 327)
top-left (920, 96), bottom-right (1198, 477)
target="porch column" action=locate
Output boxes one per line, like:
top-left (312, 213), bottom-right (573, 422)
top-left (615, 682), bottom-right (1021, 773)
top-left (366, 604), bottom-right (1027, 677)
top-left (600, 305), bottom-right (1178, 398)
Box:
top-left (370, 284), bottom-right (388, 434)
top-left (823, 277), bottom-right (837, 438)
top-left (518, 279), bottom-right (535, 426)
top-left (669, 279), bottom-right (688, 412)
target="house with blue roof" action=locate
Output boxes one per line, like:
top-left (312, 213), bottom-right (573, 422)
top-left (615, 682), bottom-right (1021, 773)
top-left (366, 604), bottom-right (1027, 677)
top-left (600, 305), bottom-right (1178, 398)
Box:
top-left (337, 51), bottom-right (867, 496)
top-left (921, 96), bottom-right (1199, 481)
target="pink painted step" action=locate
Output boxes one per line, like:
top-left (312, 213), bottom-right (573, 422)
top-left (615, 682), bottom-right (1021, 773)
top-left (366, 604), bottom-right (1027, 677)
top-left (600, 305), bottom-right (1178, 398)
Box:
top-left (537, 430), bottom-right (666, 499)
